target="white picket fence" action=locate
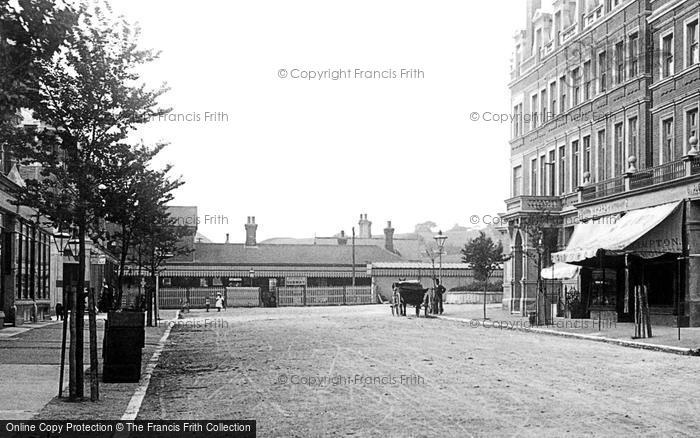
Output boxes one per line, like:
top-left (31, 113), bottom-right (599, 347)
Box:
top-left (225, 287), bottom-right (261, 307)
top-left (158, 287), bottom-right (226, 309)
top-left (276, 286), bottom-right (372, 307)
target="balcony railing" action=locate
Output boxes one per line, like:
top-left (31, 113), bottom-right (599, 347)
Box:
top-left (582, 155), bottom-right (700, 202)
top-left (506, 195), bottom-right (562, 213)
top-left (584, 4), bottom-right (604, 29)
top-left (629, 160), bottom-right (685, 190)
top-left (540, 41), bottom-right (554, 58)
top-left (581, 175), bottom-right (625, 202)
top-left (506, 156), bottom-right (700, 215)
top-left (560, 23), bottom-right (578, 45)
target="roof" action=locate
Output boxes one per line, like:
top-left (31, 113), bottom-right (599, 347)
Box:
top-left (179, 242), bottom-right (405, 266)
top-left (167, 206), bottom-right (198, 228)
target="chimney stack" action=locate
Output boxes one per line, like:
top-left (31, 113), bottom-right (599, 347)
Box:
top-left (358, 213), bottom-right (372, 239)
top-left (245, 216), bottom-right (258, 247)
top-left (337, 230), bottom-right (348, 245)
top-left (225, 233), bottom-right (230, 244)
top-left (384, 220), bottom-right (395, 253)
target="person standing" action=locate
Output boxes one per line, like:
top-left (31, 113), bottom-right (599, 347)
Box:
top-left (215, 294), bottom-right (223, 312)
top-left (434, 278), bottom-right (445, 315)
top-left (205, 296), bottom-right (211, 312)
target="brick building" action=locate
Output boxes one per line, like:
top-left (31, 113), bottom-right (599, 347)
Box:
top-left (501, 0), bottom-right (700, 326)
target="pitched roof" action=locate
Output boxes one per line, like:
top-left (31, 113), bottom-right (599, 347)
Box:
top-left (182, 242), bottom-right (404, 266)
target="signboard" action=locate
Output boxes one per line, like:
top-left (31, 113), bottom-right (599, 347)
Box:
top-left (285, 277), bottom-right (307, 286)
top-left (578, 199), bottom-right (628, 220)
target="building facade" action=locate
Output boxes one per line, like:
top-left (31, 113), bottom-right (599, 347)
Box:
top-left (502, 0), bottom-right (700, 326)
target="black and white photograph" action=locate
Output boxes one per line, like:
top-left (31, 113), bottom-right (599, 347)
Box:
top-left (2, 0), bottom-right (700, 436)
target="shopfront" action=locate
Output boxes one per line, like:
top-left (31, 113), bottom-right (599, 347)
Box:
top-left (552, 201), bottom-right (685, 325)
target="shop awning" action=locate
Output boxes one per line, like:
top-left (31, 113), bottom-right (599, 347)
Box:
top-left (541, 262), bottom-right (581, 280)
top-left (552, 201), bottom-right (682, 264)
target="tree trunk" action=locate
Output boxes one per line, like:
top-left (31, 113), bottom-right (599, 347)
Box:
top-left (87, 283), bottom-right (99, 401)
top-left (69, 282), bottom-right (77, 399)
top-left (74, 219), bottom-right (86, 399)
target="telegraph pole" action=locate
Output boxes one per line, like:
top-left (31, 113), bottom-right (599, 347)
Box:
top-left (352, 227), bottom-right (356, 287)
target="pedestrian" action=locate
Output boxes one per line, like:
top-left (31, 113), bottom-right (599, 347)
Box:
top-left (215, 294), bottom-right (223, 312)
top-left (205, 296), bottom-right (210, 312)
top-left (434, 278), bottom-right (445, 315)
top-left (55, 302), bottom-right (64, 321)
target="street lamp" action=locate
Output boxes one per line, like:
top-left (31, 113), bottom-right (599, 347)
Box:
top-left (434, 230), bottom-right (448, 286)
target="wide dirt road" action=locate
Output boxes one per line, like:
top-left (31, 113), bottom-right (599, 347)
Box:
top-left (138, 305), bottom-right (700, 437)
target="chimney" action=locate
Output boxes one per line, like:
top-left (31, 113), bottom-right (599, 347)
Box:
top-left (337, 230), bottom-right (348, 245)
top-left (384, 221), bottom-right (395, 253)
top-left (225, 233), bottom-right (230, 244)
top-left (245, 216), bottom-right (258, 247)
top-left (358, 213), bottom-right (372, 239)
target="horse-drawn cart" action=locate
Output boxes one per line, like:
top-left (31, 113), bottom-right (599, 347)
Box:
top-left (391, 280), bottom-right (430, 317)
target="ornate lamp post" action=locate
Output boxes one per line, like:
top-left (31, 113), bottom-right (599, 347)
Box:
top-left (434, 230), bottom-right (448, 285)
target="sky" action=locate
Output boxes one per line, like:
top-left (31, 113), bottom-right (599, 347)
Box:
top-left (110, 0), bottom-right (528, 243)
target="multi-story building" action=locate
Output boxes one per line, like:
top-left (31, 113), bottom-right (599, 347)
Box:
top-left (501, 0), bottom-right (700, 326)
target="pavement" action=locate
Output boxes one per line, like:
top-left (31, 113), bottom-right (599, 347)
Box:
top-left (442, 304), bottom-right (700, 355)
top-left (0, 311), bottom-right (176, 420)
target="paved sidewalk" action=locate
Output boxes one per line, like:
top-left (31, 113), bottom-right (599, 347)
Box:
top-left (442, 304), bottom-right (700, 355)
top-left (0, 311), bottom-right (177, 420)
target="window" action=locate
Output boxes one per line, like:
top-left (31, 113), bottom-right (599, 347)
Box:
top-left (541, 89), bottom-right (548, 123)
top-left (572, 68), bottom-right (581, 106)
top-left (548, 150), bottom-right (556, 195)
top-left (628, 117), bottom-right (638, 160)
top-left (615, 41), bottom-right (625, 84)
top-left (614, 122), bottom-right (624, 175)
top-left (559, 145), bottom-right (567, 194)
top-left (598, 129), bottom-right (608, 180)
top-left (687, 108), bottom-right (698, 140)
top-left (583, 60), bottom-right (592, 101)
top-left (662, 33), bottom-right (674, 78)
top-left (540, 154), bottom-right (546, 195)
top-left (688, 20), bottom-right (699, 66)
top-left (559, 75), bottom-right (567, 113)
top-left (572, 140), bottom-right (580, 188)
top-left (583, 135), bottom-right (591, 177)
top-left (531, 158), bottom-right (538, 195)
top-left (662, 118), bottom-right (674, 163)
top-left (513, 165), bottom-right (522, 196)
top-left (513, 104), bottom-right (523, 137)
top-left (598, 51), bottom-right (607, 92)
top-left (629, 33), bottom-right (639, 77)
top-left (550, 82), bottom-right (557, 117)
top-left (531, 94), bottom-right (539, 129)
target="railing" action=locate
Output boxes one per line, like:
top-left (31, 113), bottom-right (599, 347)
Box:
top-left (560, 23), bottom-right (578, 44)
top-left (581, 176), bottom-right (625, 201)
top-left (506, 195), bottom-right (561, 212)
top-left (629, 161), bottom-right (685, 190)
top-left (159, 287), bottom-right (226, 309)
top-left (540, 41), bottom-right (554, 58)
top-left (561, 192), bottom-right (579, 208)
top-left (276, 286), bottom-right (372, 307)
top-left (584, 4), bottom-right (604, 28)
